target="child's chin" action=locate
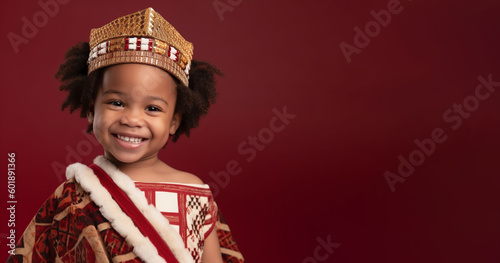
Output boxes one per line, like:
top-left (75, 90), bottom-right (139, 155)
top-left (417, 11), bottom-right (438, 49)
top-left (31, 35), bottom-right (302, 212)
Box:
top-left (106, 152), bottom-right (145, 165)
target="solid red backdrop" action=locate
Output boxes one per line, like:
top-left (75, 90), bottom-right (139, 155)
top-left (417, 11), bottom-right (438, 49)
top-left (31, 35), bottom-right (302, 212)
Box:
top-left (1, 0), bottom-right (500, 262)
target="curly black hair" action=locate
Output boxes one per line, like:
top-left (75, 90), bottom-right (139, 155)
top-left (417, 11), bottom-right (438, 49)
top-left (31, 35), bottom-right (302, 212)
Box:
top-left (56, 42), bottom-right (221, 142)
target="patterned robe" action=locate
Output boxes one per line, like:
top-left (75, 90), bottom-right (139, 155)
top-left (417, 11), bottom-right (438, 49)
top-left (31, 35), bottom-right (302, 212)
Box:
top-left (7, 156), bottom-right (244, 263)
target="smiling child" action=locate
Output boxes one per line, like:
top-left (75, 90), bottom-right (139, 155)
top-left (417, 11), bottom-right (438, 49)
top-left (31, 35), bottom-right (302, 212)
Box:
top-left (7, 7), bottom-right (243, 263)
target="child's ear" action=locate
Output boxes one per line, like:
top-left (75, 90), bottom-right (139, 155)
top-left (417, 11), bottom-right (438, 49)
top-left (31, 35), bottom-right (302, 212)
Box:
top-left (87, 112), bottom-right (94, 123)
top-left (169, 113), bottom-right (181, 135)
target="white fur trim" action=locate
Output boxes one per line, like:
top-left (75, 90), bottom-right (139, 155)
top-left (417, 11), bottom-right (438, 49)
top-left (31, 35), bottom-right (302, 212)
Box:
top-left (66, 156), bottom-right (194, 263)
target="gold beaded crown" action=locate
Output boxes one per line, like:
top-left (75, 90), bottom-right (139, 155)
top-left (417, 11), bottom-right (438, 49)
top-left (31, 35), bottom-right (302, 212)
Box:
top-left (87, 7), bottom-right (193, 86)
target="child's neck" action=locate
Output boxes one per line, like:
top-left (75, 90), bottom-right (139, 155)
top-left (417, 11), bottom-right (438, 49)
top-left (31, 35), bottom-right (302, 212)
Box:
top-left (105, 154), bottom-right (165, 181)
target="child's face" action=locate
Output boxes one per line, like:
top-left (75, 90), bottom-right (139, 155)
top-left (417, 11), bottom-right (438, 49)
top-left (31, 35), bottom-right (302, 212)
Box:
top-left (89, 64), bottom-right (180, 165)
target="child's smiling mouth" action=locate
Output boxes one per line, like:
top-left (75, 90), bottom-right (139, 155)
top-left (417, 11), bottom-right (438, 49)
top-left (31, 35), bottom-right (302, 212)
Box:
top-left (113, 133), bottom-right (147, 144)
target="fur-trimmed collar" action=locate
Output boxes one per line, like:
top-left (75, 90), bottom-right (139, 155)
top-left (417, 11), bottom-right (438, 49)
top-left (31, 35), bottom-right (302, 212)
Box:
top-left (65, 156), bottom-right (194, 263)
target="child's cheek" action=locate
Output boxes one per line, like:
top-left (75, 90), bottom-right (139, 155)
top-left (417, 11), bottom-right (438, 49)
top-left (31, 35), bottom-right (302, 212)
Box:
top-left (92, 116), bottom-right (106, 146)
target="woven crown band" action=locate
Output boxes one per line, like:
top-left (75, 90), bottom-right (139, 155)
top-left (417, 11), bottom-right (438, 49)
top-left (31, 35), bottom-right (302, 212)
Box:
top-left (87, 7), bottom-right (193, 86)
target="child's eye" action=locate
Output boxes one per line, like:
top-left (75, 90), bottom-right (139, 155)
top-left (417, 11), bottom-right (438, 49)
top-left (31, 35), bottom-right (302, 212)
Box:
top-left (146, 106), bottom-right (162, 112)
top-left (108, 100), bottom-right (124, 107)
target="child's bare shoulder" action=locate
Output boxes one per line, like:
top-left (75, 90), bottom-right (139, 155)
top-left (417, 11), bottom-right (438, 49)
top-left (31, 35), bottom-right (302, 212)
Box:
top-left (158, 162), bottom-right (204, 185)
top-left (171, 170), bottom-right (205, 185)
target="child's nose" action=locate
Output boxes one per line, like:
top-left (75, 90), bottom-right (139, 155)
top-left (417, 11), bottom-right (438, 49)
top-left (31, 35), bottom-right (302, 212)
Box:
top-left (120, 108), bottom-right (145, 127)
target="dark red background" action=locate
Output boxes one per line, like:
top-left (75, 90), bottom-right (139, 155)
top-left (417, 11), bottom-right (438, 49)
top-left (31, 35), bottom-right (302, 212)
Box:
top-left (2, 0), bottom-right (500, 262)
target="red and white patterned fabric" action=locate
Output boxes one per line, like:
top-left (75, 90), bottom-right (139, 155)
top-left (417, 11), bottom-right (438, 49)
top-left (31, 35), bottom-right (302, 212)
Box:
top-left (6, 156), bottom-right (244, 263)
top-left (135, 182), bottom-right (218, 262)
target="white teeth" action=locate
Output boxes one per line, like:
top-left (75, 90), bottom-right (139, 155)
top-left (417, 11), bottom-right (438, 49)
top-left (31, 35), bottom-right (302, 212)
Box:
top-left (117, 134), bottom-right (143, 144)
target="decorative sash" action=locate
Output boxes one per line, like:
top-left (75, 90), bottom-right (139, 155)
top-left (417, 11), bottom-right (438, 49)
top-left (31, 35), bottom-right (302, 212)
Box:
top-left (89, 163), bottom-right (179, 263)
